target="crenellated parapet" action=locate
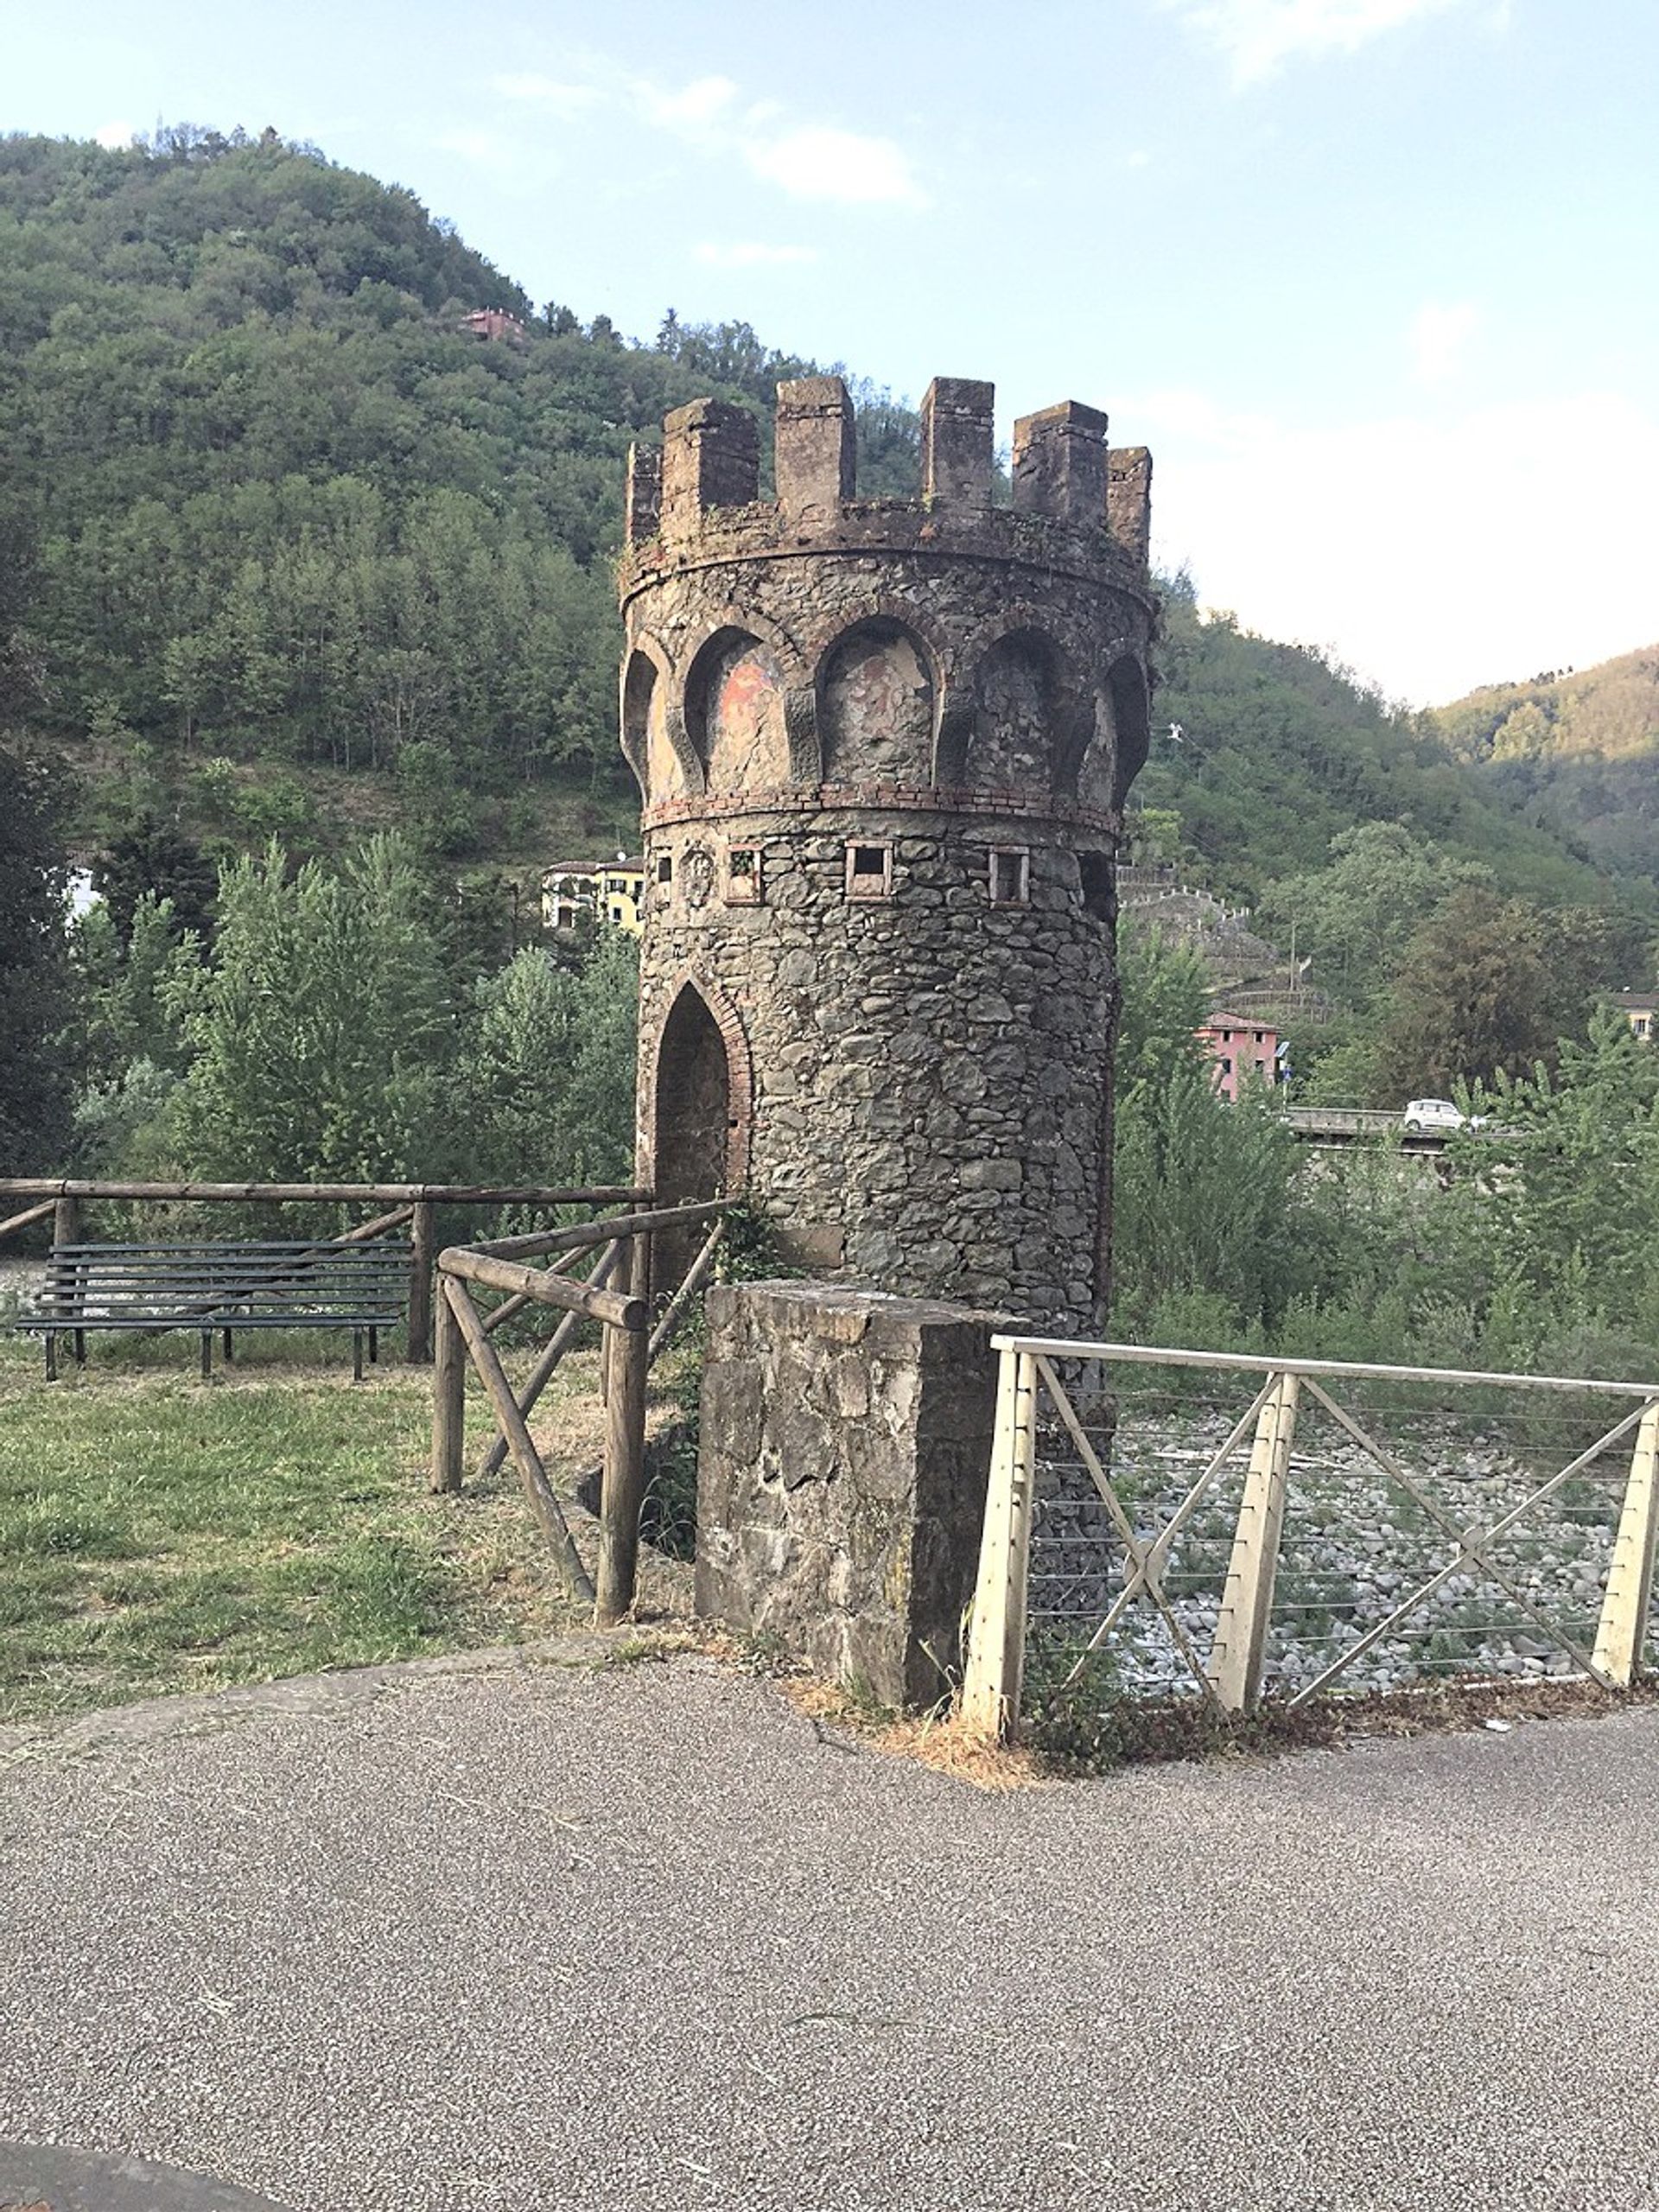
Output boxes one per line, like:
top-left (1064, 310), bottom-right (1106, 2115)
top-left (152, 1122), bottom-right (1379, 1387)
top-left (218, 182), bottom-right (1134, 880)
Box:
top-left (620, 372), bottom-right (1157, 1331)
top-left (622, 374), bottom-right (1154, 585)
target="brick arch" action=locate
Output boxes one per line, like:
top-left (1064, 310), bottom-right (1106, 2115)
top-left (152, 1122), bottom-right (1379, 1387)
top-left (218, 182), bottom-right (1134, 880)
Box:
top-left (623, 626), bottom-right (703, 803)
top-left (642, 969), bottom-right (754, 1204)
top-left (677, 603), bottom-right (817, 788)
top-left (801, 595), bottom-right (954, 699)
top-left (684, 600), bottom-right (813, 693)
top-left (811, 607), bottom-right (946, 787)
top-left (955, 620), bottom-right (1088, 798)
top-left (1105, 653), bottom-right (1152, 808)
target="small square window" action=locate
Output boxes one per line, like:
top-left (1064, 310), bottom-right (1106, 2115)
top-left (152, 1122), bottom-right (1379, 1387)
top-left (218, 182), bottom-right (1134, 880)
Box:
top-left (988, 848), bottom-right (1030, 906)
top-left (726, 846), bottom-right (764, 905)
top-left (656, 854), bottom-right (673, 886)
top-left (845, 842), bottom-right (893, 900)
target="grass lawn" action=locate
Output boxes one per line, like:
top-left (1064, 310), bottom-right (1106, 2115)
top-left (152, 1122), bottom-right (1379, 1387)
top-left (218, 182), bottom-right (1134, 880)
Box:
top-left (0, 1325), bottom-right (627, 1726)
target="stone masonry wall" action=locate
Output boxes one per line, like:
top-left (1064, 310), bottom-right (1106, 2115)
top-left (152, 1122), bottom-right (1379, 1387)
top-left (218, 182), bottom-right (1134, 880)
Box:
top-left (696, 1281), bottom-right (1010, 1708)
top-left (643, 809), bottom-right (1115, 1315)
top-left (621, 374), bottom-right (1155, 1332)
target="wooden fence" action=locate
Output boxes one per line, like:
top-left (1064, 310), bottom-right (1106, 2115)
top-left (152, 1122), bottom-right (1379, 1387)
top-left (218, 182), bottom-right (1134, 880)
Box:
top-left (963, 1338), bottom-right (1659, 1739)
top-left (429, 1200), bottom-right (728, 1626)
top-left (0, 1179), bottom-right (647, 1362)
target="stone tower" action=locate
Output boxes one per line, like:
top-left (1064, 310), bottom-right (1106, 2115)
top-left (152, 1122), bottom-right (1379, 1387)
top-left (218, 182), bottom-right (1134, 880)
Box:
top-left (618, 375), bottom-right (1154, 1329)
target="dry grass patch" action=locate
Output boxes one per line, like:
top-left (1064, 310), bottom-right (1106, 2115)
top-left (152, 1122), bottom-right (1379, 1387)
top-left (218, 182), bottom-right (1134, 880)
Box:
top-left (775, 1673), bottom-right (1051, 1792)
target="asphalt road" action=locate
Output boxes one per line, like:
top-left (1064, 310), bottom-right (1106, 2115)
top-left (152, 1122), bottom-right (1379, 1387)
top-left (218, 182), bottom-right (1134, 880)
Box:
top-left (4, 1647), bottom-right (1659, 2212)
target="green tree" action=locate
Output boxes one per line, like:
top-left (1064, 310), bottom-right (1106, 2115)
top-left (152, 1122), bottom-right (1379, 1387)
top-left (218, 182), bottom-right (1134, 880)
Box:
top-left (0, 747), bottom-right (72, 1170)
top-left (93, 813), bottom-right (218, 943)
top-left (1258, 823), bottom-right (1490, 1008)
top-left (1447, 1010), bottom-right (1659, 1348)
top-left (457, 932), bottom-right (638, 1189)
top-left (168, 835), bottom-right (453, 1180)
top-left (73, 891), bottom-right (195, 1085)
top-left (1374, 884), bottom-right (1589, 1098)
top-left (1110, 931), bottom-right (1312, 1337)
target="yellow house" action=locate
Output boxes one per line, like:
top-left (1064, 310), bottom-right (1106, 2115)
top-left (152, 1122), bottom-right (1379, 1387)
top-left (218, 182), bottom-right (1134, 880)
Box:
top-left (1614, 990), bottom-right (1657, 1042)
top-left (540, 854), bottom-right (645, 938)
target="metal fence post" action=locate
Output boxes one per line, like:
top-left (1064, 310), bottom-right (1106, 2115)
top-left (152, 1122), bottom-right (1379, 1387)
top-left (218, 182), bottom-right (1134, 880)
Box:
top-left (1207, 1370), bottom-right (1299, 1713)
top-left (962, 1348), bottom-right (1039, 1739)
top-left (1592, 1402), bottom-right (1659, 1687)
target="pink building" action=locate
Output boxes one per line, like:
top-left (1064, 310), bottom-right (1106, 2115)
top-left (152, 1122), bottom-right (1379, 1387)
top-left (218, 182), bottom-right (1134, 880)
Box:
top-left (459, 308), bottom-right (526, 344)
top-left (1197, 1013), bottom-right (1285, 1103)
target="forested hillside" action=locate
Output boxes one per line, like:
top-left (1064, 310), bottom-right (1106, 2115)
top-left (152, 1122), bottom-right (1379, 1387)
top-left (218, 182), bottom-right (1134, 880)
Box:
top-left (1429, 647), bottom-right (1659, 876)
top-left (1, 124), bottom-right (1651, 938)
top-left (0, 126), bottom-right (912, 863)
top-left (1141, 578), bottom-right (1656, 918)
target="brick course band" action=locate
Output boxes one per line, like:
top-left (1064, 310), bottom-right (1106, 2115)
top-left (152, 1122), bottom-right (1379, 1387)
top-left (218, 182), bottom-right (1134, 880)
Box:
top-left (621, 373), bottom-right (1155, 1330)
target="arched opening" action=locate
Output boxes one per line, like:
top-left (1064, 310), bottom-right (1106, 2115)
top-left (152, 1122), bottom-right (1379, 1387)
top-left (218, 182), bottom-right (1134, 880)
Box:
top-left (684, 628), bottom-right (789, 793)
top-left (652, 981), bottom-right (743, 1294)
top-left (654, 984), bottom-right (732, 1208)
top-left (1076, 656), bottom-right (1152, 813)
top-left (1108, 656), bottom-right (1151, 807)
top-left (968, 629), bottom-right (1066, 794)
top-left (626, 645), bottom-right (698, 806)
top-left (621, 649), bottom-right (657, 801)
top-left (818, 618), bottom-right (934, 783)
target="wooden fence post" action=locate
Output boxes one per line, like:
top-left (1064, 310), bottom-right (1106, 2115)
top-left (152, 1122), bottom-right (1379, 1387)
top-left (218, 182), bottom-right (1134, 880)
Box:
top-left (961, 1347), bottom-right (1039, 1739)
top-left (1592, 1402), bottom-right (1659, 1688)
top-left (594, 1234), bottom-right (651, 1628)
top-left (53, 1194), bottom-right (81, 1249)
top-left (407, 1200), bottom-right (435, 1363)
top-left (430, 1278), bottom-right (467, 1493)
top-left (1206, 1370), bottom-right (1299, 1713)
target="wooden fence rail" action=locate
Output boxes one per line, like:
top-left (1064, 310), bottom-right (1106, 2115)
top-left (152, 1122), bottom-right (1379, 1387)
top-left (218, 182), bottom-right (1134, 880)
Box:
top-left (963, 1338), bottom-right (1659, 1741)
top-left (0, 1179), bottom-right (648, 1362)
top-left (429, 1200), bottom-right (732, 1630)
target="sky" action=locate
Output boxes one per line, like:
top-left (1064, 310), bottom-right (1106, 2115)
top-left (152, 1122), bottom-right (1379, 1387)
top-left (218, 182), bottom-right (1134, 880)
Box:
top-left (7, 0), bottom-right (1658, 706)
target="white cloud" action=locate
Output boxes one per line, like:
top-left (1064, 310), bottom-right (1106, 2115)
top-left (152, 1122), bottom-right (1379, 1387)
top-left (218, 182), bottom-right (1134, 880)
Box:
top-left (1141, 387), bottom-right (1659, 703)
top-left (1163, 0), bottom-right (1468, 84)
top-left (1410, 300), bottom-right (1479, 385)
top-left (694, 240), bottom-right (819, 268)
top-left (490, 73), bottom-right (602, 118)
top-left (641, 73), bottom-right (740, 133)
top-left (745, 124), bottom-right (927, 208)
top-left (93, 120), bottom-right (135, 149)
top-left (486, 55), bottom-right (926, 210)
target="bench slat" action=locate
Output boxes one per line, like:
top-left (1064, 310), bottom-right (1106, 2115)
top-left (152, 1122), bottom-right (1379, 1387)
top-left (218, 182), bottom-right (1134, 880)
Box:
top-left (16, 1240), bottom-right (413, 1341)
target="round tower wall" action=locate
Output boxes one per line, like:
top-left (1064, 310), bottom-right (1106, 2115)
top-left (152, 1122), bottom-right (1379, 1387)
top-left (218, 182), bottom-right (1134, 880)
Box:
top-left (620, 381), bottom-right (1155, 1331)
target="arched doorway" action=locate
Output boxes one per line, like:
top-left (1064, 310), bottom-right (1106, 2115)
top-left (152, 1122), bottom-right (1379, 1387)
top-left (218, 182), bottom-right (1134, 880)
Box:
top-left (654, 984), bottom-right (731, 1209)
top-left (651, 980), bottom-right (747, 1289)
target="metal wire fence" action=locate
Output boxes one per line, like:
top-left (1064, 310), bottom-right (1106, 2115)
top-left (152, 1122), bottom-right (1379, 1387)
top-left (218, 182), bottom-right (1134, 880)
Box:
top-left (963, 1342), bottom-right (1659, 1738)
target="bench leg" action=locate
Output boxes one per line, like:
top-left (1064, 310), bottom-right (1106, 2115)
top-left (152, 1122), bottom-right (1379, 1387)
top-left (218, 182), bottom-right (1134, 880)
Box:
top-left (45, 1332), bottom-right (57, 1382)
top-left (200, 1331), bottom-right (213, 1382)
top-left (368, 1325), bottom-right (379, 1367)
top-left (73, 1329), bottom-right (86, 1367)
top-left (353, 1329), bottom-right (365, 1384)
top-left (223, 1327), bottom-right (234, 1364)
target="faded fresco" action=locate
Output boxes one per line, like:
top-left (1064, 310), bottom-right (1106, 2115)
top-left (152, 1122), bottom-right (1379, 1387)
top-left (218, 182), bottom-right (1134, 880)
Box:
top-left (706, 640), bottom-right (789, 791)
top-left (820, 626), bottom-right (934, 782)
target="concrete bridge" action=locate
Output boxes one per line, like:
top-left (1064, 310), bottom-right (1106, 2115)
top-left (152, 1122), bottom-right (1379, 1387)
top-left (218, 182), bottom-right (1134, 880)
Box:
top-left (1282, 1105), bottom-right (1451, 1149)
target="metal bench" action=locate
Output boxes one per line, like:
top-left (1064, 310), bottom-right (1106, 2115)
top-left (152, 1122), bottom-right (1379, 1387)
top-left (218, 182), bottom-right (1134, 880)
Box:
top-left (16, 1240), bottom-right (412, 1380)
